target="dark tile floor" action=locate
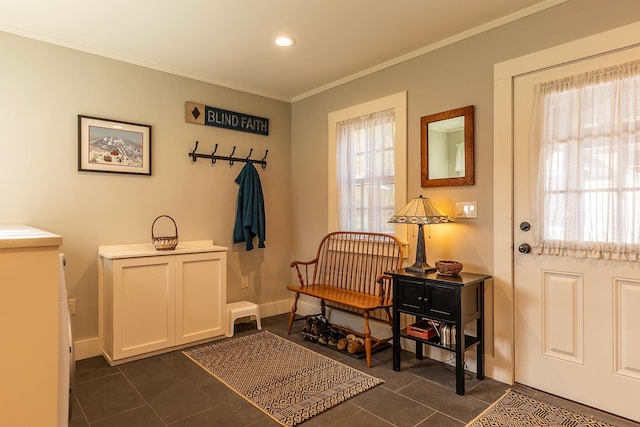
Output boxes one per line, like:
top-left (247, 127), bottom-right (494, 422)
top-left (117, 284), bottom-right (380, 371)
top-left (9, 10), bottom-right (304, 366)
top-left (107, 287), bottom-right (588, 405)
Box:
top-left (69, 314), bottom-right (637, 427)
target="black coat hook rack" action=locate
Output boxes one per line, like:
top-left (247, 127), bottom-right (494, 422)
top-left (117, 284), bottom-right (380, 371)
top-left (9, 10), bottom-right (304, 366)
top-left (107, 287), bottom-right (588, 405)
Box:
top-left (188, 141), bottom-right (268, 168)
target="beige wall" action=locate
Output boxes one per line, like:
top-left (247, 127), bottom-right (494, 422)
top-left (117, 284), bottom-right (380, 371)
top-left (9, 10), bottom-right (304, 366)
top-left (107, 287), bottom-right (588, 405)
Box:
top-left (0, 32), bottom-right (292, 345)
top-left (290, 0), bottom-right (640, 373)
top-left (2, 0), bottom-right (640, 364)
top-left (291, 0), bottom-right (640, 263)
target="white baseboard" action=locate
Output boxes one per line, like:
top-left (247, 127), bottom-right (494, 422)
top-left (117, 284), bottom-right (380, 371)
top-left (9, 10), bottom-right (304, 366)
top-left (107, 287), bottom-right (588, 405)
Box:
top-left (75, 299), bottom-right (294, 361)
top-left (73, 337), bottom-right (101, 361)
top-left (75, 298), bottom-right (469, 367)
top-left (256, 298), bottom-right (291, 318)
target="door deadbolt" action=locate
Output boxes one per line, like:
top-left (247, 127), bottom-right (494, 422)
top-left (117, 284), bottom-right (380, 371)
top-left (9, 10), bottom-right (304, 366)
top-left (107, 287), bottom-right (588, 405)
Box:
top-left (520, 222), bottom-right (531, 232)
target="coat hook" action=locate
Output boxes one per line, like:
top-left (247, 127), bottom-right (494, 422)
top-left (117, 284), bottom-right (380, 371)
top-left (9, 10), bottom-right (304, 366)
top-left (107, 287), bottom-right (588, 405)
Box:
top-left (190, 141), bottom-right (199, 162)
top-left (211, 143), bottom-right (218, 164)
top-left (246, 148), bottom-right (253, 159)
top-left (261, 149), bottom-right (269, 169)
top-left (229, 146), bottom-right (236, 165)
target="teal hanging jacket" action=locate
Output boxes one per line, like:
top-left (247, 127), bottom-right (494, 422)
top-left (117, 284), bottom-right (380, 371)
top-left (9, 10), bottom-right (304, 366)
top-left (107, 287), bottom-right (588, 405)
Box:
top-left (233, 161), bottom-right (266, 250)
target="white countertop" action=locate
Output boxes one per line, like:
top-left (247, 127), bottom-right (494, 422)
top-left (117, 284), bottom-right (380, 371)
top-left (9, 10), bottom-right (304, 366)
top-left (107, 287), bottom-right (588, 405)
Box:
top-left (98, 240), bottom-right (228, 259)
top-left (0, 224), bottom-right (63, 249)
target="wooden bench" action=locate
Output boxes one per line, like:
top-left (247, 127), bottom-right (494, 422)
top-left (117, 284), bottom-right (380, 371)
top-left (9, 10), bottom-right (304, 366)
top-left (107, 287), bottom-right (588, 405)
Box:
top-left (287, 231), bottom-right (404, 367)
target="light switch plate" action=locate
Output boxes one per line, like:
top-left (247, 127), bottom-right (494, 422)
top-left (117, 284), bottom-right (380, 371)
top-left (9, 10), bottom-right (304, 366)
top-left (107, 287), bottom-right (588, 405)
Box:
top-left (455, 201), bottom-right (478, 219)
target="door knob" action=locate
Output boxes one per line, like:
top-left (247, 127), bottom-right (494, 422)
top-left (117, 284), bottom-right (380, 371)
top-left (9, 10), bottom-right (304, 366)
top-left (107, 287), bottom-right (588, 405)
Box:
top-left (518, 243), bottom-right (531, 254)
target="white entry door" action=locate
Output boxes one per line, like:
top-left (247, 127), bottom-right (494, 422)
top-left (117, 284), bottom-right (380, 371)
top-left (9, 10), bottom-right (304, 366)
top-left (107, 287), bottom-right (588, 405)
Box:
top-left (513, 47), bottom-right (640, 422)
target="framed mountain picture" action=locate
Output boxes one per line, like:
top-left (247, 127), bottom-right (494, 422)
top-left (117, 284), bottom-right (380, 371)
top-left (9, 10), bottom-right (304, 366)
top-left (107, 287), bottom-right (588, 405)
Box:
top-left (78, 115), bottom-right (152, 175)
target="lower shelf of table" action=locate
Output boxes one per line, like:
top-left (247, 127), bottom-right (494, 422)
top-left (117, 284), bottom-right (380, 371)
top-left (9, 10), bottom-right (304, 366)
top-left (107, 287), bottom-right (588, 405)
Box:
top-left (399, 329), bottom-right (480, 352)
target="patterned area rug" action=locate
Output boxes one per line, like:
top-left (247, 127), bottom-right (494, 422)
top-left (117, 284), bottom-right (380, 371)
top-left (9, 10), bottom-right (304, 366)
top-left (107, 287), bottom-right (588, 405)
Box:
top-left (183, 330), bottom-right (383, 426)
top-left (467, 389), bottom-right (620, 427)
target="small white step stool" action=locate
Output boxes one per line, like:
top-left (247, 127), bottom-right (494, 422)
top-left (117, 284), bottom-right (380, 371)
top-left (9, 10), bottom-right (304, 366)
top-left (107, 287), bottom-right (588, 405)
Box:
top-left (226, 301), bottom-right (262, 337)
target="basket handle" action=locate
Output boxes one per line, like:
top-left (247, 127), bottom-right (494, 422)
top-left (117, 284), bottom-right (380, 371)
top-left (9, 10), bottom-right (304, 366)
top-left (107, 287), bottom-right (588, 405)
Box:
top-left (151, 215), bottom-right (178, 239)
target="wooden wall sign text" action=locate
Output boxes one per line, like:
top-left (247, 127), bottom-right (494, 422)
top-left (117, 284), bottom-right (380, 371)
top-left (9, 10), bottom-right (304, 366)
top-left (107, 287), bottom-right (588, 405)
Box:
top-left (186, 102), bottom-right (269, 136)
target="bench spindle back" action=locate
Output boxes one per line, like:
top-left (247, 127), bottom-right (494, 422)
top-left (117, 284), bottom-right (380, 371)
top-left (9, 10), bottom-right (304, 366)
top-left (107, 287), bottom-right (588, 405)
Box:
top-left (314, 232), bottom-right (403, 304)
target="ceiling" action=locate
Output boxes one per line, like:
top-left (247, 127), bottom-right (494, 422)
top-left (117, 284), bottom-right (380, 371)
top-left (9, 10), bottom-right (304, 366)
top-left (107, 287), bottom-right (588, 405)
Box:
top-left (0, 0), bottom-right (565, 102)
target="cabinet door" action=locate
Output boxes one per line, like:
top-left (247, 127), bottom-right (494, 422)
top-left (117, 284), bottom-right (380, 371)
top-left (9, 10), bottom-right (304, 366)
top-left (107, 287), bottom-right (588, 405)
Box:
top-left (397, 279), bottom-right (426, 314)
top-left (113, 256), bottom-right (176, 359)
top-left (425, 286), bottom-right (457, 322)
top-left (175, 252), bottom-right (226, 344)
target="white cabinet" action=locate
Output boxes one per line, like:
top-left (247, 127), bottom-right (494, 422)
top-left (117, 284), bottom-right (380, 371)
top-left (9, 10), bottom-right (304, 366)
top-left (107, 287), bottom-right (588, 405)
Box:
top-left (0, 225), bottom-right (62, 427)
top-left (99, 241), bottom-right (227, 365)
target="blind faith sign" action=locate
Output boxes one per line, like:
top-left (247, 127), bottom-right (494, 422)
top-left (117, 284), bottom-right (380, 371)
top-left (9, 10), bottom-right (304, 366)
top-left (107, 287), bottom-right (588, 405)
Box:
top-left (186, 102), bottom-right (269, 136)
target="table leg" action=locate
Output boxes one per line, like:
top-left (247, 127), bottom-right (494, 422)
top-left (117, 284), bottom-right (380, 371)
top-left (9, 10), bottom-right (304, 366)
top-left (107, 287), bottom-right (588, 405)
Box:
top-left (477, 282), bottom-right (485, 380)
top-left (392, 307), bottom-right (401, 371)
top-left (455, 320), bottom-right (464, 395)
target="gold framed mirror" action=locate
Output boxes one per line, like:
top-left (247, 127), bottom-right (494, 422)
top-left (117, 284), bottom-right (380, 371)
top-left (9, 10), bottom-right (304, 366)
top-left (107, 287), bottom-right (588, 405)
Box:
top-left (420, 105), bottom-right (474, 187)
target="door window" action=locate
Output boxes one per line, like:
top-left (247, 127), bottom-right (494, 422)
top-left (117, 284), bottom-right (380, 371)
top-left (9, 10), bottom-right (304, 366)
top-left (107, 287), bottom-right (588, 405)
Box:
top-left (530, 60), bottom-right (640, 260)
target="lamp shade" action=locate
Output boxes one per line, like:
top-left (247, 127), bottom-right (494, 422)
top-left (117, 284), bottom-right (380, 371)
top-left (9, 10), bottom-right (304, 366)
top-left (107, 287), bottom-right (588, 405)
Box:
top-left (388, 195), bottom-right (453, 225)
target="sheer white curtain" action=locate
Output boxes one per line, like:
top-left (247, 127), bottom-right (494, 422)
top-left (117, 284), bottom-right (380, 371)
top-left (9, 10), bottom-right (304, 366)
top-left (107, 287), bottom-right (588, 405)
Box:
top-left (336, 108), bottom-right (395, 233)
top-left (530, 60), bottom-right (640, 260)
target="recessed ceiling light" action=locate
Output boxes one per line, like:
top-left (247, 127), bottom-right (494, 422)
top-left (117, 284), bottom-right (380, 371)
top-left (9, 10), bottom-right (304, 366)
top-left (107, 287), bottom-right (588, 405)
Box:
top-left (275, 36), bottom-right (295, 47)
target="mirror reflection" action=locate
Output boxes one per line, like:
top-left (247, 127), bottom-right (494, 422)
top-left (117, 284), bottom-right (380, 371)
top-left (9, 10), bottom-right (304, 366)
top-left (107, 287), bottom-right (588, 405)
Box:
top-left (420, 105), bottom-right (474, 187)
top-left (427, 116), bottom-right (465, 179)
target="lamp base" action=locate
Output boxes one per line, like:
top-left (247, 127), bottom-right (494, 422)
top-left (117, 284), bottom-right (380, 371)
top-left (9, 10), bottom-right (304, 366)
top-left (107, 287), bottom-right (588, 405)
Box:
top-left (406, 223), bottom-right (436, 273)
top-left (405, 263), bottom-right (436, 273)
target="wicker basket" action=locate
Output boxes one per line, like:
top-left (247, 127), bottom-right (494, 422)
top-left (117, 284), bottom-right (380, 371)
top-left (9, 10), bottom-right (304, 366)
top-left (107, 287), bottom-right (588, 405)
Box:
top-left (151, 215), bottom-right (178, 250)
top-left (435, 260), bottom-right (463, 276)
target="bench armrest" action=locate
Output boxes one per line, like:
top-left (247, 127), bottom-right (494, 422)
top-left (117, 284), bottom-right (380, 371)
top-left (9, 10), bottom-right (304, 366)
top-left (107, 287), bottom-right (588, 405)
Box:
top-left (290, 258), bottom-right (318, 286)
top-left (376, 273), bottom-right (393, 306)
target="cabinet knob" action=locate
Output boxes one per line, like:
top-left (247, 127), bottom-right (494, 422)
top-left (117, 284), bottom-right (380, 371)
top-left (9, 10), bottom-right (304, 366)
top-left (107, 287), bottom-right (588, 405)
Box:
top-left (417, 296), bottom-right (423, 301)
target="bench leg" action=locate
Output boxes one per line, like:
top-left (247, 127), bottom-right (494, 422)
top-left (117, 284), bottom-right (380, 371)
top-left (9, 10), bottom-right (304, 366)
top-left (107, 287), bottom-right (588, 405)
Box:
top-left (364, 311), bottom-right (372, 368)
top-left (287, 293), bottom-right (300, 335)
top-left (383, 307), bottom-right (393, 326)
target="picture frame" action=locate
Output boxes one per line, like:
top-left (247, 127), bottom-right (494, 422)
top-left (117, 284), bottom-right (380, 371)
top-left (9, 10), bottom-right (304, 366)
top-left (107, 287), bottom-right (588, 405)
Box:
top-left (78, 115), bottom-right (152, 175)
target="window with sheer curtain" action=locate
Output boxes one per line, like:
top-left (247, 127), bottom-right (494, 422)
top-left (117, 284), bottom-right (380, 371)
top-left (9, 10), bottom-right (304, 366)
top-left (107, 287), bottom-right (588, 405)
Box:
top-left (327, 92), bottom-right (407, 239)
top-left (336, 108), bottom-right (396, 233)
top-left (530, 59), bottom-right (640, 260)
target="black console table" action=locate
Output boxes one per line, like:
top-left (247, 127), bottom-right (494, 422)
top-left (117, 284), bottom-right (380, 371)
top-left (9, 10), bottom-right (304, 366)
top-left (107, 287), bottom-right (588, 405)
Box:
top-left (387, 269), bottom-right (491, 395)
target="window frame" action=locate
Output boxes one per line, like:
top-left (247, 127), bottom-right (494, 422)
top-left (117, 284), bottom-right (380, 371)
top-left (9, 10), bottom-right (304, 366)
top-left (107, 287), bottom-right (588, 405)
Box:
top-left (327, 92), bottom-right (407, 244)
